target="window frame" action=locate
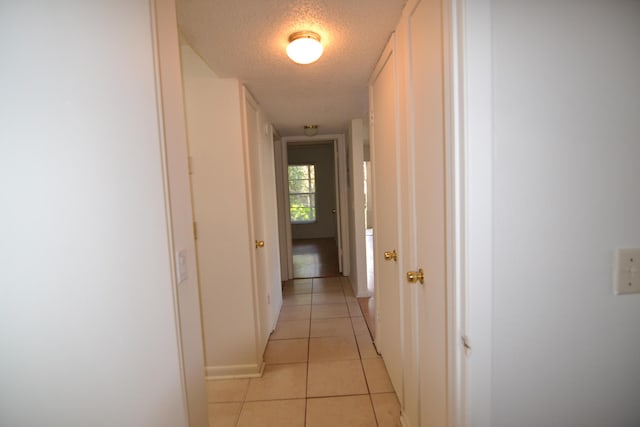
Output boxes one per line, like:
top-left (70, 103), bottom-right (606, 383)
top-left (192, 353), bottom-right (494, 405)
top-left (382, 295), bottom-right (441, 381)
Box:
top-left (288, 163), bottom-right (317, 224)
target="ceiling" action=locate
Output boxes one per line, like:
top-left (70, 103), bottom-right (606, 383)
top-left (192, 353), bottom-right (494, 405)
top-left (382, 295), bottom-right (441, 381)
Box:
top-left (176, 0), bottom-right (406, 136)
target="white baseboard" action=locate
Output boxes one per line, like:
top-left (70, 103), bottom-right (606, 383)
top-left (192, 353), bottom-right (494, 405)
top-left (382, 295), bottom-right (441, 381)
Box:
top-left (205, 361), bottom-right (265, 380)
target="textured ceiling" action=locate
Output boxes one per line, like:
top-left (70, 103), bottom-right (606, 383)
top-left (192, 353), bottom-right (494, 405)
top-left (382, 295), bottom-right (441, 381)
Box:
top-left (176, 0), bottom-right (406, 136)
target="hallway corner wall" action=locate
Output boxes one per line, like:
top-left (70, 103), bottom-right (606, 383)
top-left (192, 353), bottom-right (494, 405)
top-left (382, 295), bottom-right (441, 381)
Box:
top-left (347, 118), bottom-right (369, 297)
top-left (181, 44), bottom-right (263, 377)
top-left (0, 2), bottom-right (191, 426)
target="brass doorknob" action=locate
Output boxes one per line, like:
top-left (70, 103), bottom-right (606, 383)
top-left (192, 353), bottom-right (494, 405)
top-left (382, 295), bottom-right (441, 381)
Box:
top-left (255, 240), bottom-right (265, 248)
top-left (383, 250), bottom-right (398, 262)
top-left (407, 269), bottom-right (425, 284)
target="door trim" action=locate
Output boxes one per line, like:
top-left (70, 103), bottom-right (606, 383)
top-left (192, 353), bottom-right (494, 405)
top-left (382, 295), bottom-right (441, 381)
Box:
top-left (454, 0), bottom-right (495, 425)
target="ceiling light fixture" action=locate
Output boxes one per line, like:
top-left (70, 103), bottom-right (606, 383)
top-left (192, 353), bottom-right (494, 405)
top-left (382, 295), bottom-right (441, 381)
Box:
top-left (286, 31), bottom-right (323, 65)
top-left (304, 125), bottom-right (319, 136)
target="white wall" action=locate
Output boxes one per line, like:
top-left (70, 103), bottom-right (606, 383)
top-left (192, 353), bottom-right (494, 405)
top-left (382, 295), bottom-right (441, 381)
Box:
top-left (181, 45), bottom-right (262, 377)
top-left (347, 119), bottom-right (369, 296)
top-left (490, 1), bottom-right (640, 426)
top-left (0, 2), bottom-right (191, 426)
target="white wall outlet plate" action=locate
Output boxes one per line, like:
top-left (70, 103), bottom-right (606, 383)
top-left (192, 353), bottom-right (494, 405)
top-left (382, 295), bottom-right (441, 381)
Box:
top-left (614, 248), bottom-right (640, 295)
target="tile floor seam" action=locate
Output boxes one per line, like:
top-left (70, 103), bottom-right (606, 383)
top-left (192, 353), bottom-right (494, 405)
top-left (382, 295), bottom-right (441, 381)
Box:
top-left (368, 392), bottom-right (381, 427)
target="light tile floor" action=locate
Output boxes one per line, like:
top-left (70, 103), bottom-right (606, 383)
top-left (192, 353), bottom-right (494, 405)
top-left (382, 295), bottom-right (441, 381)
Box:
top-left (206, 276), bottom-right (401, 427)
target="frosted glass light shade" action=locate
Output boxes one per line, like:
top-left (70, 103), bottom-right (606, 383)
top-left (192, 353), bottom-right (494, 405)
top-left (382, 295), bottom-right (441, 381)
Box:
top-left (286, 31), bottom-right (323, 65)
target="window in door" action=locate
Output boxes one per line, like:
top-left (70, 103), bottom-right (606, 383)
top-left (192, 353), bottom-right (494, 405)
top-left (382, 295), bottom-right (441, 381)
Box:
top-left (288, 164), bottom-right (316, 224)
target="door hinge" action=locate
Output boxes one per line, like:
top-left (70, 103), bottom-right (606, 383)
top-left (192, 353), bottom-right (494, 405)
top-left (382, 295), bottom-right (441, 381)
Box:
top-left (462, 335), bottom-right (471, 351)
top-left (193, 221), bottom-right (198, 240)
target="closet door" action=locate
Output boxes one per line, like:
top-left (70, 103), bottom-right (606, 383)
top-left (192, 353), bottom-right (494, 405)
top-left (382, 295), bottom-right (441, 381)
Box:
top-left (407, 0), bottom-right (448, 425)
top-left (242, 89), bottom-right (271, 354)
top-left (369, 35), bottom-right (404, 404)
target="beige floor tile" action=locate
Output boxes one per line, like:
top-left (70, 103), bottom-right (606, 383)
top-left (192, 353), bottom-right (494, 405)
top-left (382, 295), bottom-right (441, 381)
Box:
top-left (206, 378), bottom-right (249, 403)
top-left (307, 360), bottom-right (368, 397)
top-left (264, 338), bottom-right (308, 364)
top-left (312, 292), bottom-right (346, 305)
top-left (342, 284), bottom-right (356, 296)
top-left (313, 278), bottom-right (343, 293)
top-left (306, 395), bottom-right (377, 427)
top-left (309, 335), bottom-right (359, 361)
top-left (271, 319), bottom-right (310, 340)
top-left (279, 304), bottom-right (311, 321)
top-left (309, 317), bottom-right (354, 337)
top-left (313, 276), bottom-right (343, 286)
top-left (351, 317), bottom-right (370, 335)
top-left (236, 399), bottom-right (306, 427)
top-left (355, 333), bottom-right (380, 359)
top-left (283, 282), bottom-right (312, 295)
top-left (345, 295), bottom-right (358, 303)
top-left (207, 402), bottom-right (242, 427)
top-left (371, 393), bottom-right (402, 427)
top-left (245, 363), bottom-right (307, 401)
top-left (311, 303), bottom-right (349, 319)
top-left (282, 293), bottom-right (312, 305)
top-left (362, 358), bottom-right (394, 393)
top-left (348, 301), bottom-right (364, 317)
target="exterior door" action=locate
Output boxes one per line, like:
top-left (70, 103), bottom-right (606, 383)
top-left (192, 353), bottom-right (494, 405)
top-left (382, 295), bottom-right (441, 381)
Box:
top-left (370, 35), bottom-right (404, 404)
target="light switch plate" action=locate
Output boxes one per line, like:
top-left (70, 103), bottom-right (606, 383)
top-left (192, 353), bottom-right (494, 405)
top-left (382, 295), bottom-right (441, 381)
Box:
top-left (614, 248), bottom-right (640, 295)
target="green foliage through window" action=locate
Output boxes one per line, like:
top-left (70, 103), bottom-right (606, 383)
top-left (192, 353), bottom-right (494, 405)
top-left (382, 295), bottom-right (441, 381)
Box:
top-left (288, 164), bottom-right (316, 223)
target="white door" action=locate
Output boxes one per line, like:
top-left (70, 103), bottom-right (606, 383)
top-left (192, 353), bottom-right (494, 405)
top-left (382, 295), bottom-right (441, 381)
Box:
top-left (242, 89), bottom-right (271, 352)
top-left (370, 35), bottom-right (404, 404)
top-left (407, 0), bottom-right (448, 425)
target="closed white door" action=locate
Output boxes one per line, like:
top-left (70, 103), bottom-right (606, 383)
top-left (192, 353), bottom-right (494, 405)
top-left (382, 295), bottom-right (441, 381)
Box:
top-left (407, 0), bottom-right (448, 425)
top-left (242, 89), bottom-right (271, 353)
top-left (370, 35), bottom-right (404, 404)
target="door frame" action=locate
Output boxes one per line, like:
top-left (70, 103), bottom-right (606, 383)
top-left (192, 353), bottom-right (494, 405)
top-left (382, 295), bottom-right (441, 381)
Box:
top-left (452, 0), bottom-right (495, 425)
top-left (275, 134), bottom-right (350, 281)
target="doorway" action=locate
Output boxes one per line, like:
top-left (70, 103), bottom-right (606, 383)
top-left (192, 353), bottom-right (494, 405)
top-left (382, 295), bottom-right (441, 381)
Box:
top-left (275, 135), bottom-right (351, 283)
top-left (287, 142), bottom-right (340, 278)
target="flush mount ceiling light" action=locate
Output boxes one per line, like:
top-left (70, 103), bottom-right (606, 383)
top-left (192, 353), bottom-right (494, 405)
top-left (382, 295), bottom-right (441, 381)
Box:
top-left (286, 31), bottom-right (323, 65)
top-left (304, 125), bottom-right (319, 136)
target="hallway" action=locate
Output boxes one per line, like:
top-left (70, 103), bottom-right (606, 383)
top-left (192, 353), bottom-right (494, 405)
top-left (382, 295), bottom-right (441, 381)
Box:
top-left (205, 276), bottom-right (400, 426)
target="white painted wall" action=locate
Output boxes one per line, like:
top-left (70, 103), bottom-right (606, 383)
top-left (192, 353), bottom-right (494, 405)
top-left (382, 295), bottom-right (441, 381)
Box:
top-left (488, 1), bottom-right (640, 426)
top-left (181, 45), bottom-right (264, 377)
top-left (0, 2), bottom-right (192, 426)
top-left (347, 119), bottom-right (369, 296)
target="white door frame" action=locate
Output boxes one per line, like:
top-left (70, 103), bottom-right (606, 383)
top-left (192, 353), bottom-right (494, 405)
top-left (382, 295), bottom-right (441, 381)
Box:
top-left (443, 0), bottom-right (467, 425)
top-left (277, 134), bottom-right (350, 280)
top-left (454, 0), bottom-right (495, 425)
